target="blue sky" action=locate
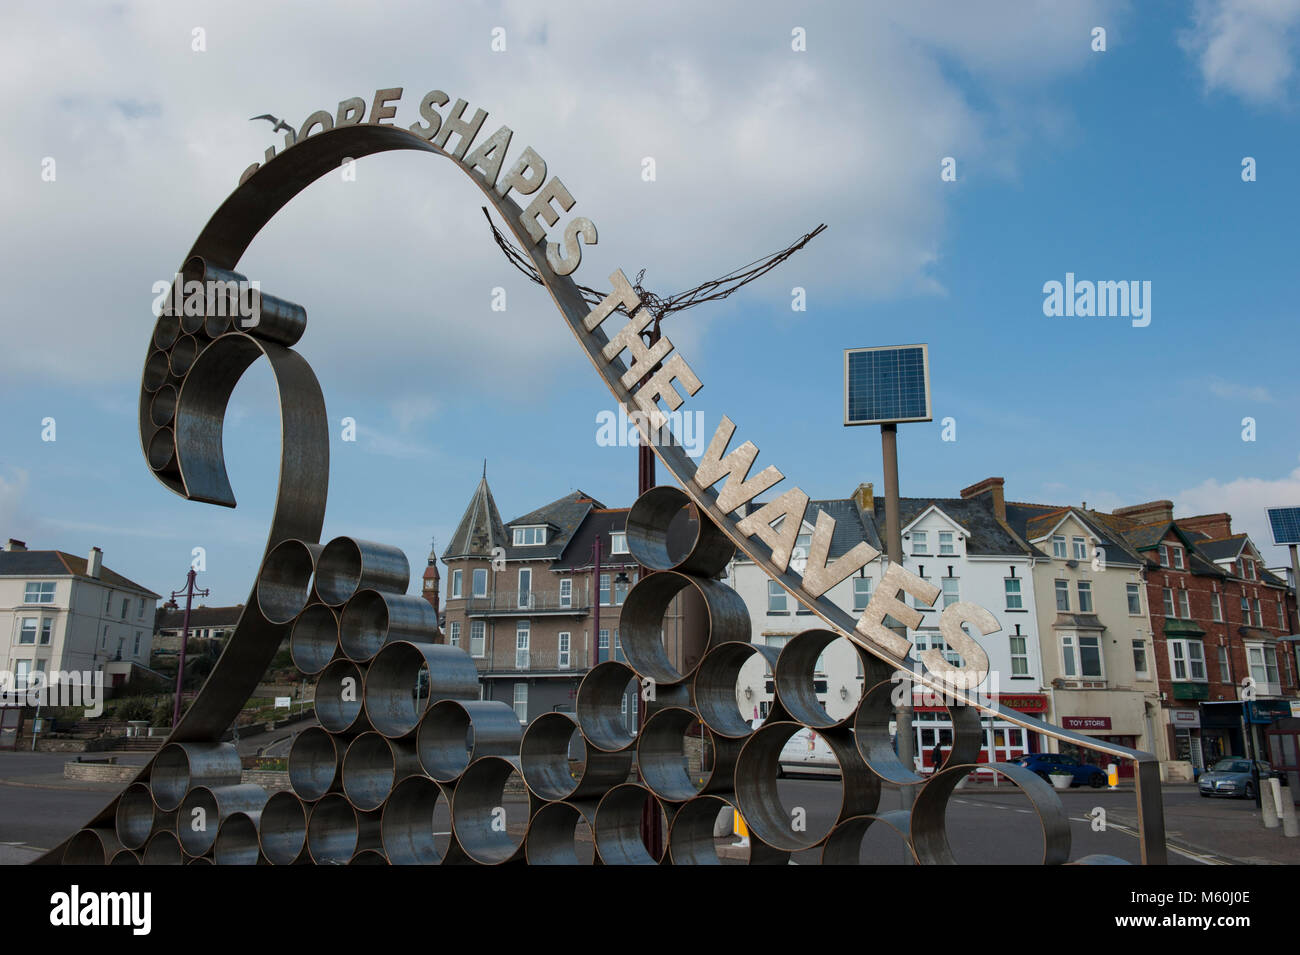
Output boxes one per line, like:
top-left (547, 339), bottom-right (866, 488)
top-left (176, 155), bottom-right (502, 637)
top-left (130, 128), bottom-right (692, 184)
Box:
top-left (3, 1), bottom-right (1299, 605)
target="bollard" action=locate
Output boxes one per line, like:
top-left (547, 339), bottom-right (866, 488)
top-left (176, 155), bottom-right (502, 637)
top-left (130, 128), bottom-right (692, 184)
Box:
top-left (1261, 778), bottom-right (1279, 829)
top-left (1107, 763), bottom-right (1118, 789)
top-left (732, 808), bottom-right (749, 848)
top-left (1276, 782), bottom-right (1298, 838)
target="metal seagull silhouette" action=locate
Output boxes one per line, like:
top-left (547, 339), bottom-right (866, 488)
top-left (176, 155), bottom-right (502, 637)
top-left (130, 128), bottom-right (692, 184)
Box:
top-left (250, 113), bottom-right (295, 136)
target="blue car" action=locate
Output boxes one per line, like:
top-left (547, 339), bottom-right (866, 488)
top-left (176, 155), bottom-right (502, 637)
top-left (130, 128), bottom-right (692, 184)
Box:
top-left (1014, 753), bottom-right (1108, 788)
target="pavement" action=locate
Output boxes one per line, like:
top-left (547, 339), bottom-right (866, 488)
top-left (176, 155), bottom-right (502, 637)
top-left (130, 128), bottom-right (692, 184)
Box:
top-left (1, 750), bottom-right (1297, 865)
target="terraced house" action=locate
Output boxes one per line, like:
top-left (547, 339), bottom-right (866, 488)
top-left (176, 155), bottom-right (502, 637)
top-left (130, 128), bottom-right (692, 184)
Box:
top-left (1100, 503), bottom-right (1298, 777)
top-left (1004, 503), bottom-right (1161, 773)
top-left (440, 473), bottom-right (684, 726)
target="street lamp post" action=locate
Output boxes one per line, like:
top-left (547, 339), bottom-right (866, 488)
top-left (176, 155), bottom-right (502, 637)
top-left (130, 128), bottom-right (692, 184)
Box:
top-left (170, 567), bottom-right (209, 730)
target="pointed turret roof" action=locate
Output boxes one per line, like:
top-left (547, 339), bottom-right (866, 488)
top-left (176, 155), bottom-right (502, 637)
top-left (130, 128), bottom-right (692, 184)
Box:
top-left (442, 475), bottom-right (507, 560)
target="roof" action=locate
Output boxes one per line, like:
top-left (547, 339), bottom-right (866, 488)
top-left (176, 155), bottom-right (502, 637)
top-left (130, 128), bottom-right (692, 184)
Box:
top-left (1194, 535), bottom-right (1247, 563)
top-left (875, 496), bottom-right (1035, 558)
top-left (442, 475), bottom-right (508, 560)
top-left (0, 550), bottom-right (160, 597)
top-left (501, 491), bottom-right (600, 561)
top-left (155, 604), bottom-right (244, 630)
top-left (551, 508), bottom-right (638, 571)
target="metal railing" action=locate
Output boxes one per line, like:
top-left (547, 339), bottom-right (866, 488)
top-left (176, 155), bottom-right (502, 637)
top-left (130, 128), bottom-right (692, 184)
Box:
top-left (463, 590), bottom-right (589, 614)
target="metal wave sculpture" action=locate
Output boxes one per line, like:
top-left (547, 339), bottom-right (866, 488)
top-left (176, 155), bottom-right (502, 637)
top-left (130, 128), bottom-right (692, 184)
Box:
top-left (42, 103), bottom-right (1167, 865)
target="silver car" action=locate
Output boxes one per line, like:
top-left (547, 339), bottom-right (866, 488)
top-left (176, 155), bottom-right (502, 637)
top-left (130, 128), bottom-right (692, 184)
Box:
top-left (1198, 758), bottom-right (1273, 799)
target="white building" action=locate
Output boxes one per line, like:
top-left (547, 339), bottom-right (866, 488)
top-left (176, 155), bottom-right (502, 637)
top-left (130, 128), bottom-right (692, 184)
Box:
top-left (724, 478), bottom-right (1049, 770)
top-left (0, 539), bottom-right (160, 693)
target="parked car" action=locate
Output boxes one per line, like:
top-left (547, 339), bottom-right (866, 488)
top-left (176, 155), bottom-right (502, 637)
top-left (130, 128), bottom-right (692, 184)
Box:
top-left (1198, 758), bottom-right (1274, 799)
top-left (1014, 753), bottom-right (1107, 788)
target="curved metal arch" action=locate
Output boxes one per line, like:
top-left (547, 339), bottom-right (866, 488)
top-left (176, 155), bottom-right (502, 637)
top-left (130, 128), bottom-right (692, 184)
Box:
top-left (42, 118), bottom-right (1166, 862)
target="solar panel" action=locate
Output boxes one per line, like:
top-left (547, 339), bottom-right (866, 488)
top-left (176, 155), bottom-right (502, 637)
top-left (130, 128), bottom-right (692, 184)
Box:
top-left (844, 344), bottom-right (932, 425)
top-left (1266, 506), bottom-right (1300, 545)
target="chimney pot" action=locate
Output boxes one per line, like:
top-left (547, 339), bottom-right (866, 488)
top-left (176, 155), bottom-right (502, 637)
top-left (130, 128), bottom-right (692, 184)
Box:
top-left (5, 538), bottom-right (27, 552)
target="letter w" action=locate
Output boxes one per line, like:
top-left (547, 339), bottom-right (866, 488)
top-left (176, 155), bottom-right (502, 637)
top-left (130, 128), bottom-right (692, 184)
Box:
top-left (693, 416), bottom-right (783, 514)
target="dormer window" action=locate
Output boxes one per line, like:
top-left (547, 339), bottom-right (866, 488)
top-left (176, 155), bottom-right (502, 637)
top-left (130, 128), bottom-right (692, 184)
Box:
top-left (1246, 559), bottom-right (1256, 580)
top-left (938, 531), bottom-right (955, 555)
top-left (513, 526), bottom-right (547, 546)
top-left (1052, 535), bottom-right (1066, 559)
top-left (1071, 537), bottom-right (1087, 561)
top-left (610, 532), bottom-right (628, 555)
top-left (911, 531), bottom-right (928, 555)
top-left (1170, 546), bottom-right (1184, 570)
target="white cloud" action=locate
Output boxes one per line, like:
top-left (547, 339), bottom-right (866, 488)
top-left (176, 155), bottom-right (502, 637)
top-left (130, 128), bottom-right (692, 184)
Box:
top-left (1175, 462), bottom-right (1300, 563)
top-left (1207, 375), bottom-right (1273, 402)
top-left (0, 0), bottom-right (1124, 399)
top-left (1180, 0), bottom-right (1300, 104)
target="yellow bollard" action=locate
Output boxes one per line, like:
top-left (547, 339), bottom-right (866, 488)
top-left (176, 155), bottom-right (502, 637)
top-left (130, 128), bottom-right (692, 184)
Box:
top-left (1107, 763), bottom-right (1118, 789)
top-left (732, 809), bottom-right (749, 847)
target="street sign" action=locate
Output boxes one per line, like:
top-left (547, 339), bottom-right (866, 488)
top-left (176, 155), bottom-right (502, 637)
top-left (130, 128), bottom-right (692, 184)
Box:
top-left (274, 697), bottom-right (291, 709)
top-left (1266, 506), bottom-right (1300, 545)
top-left (843, 344), bottom-right (932, 425)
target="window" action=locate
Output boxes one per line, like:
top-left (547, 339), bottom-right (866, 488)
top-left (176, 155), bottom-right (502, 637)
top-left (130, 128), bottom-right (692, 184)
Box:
top-left (472, 569), bottom-right (487, 598)
top-left (115, 637), bottom-right (124, 660)
top-left (469, 621), bottom-right (485, 657)
top-left (1062, 634), bottom-right (1102, 679)
top-left (940, 577), bottom-right (959, 608)
top-left (1071, 537), bottom-right (1087, 561)
top-left (137, 598), bottom-right (146, 618)
top-left (767, 580), bottom-right (787, 613)
top-left (121, 599), bottom-right (129, 620)
top-left (14, 660), bottom-right (30, 690)
top-left (1052, 535), bottom-right (1066, 559)
top-left (614, 629), bottom-right (625, 663)
top-left (559, 579), bottom-right (572, 608)
top-left (39, 619), bottom-right (52, 645)
top-left (1159, 545), bottom-right (1169, 568)
top-left (19, 618), bottom-right (37, 645)
top-left (101, 626), bottom-right (108, 649)
top-left (518, 569), bottom-right (532, 608)
top-left (938, 532), bottom-right (955, 555)
top-left (513, 526), bottom-right (546, 546)
top-left (24, 582), bottom-right (55, 604)
top-left (451, 569), bottom-right (463, 598)
top-left (1217, 644), bottom-right (1230, 683)
top-left (1126, 583), bottom-right (1142, 615)
top-left (911, 531), bottom-right (928, 555)
top-left (912, 571), bottom-right (932, 610)
top-left (513, 683), bottom-right (528, 722)
top-left (1169, 639), bottom-right (1207, 681)
top-left (133, 632), bottom-right (142, 657)
top-left (1278, 600), bottom-right (1286, 631)
top-left (448, 621), bottom-right (461, 648)
top-left (1009, 626), bottom-right (1029, 677)
top-left (1133, 640), bottom-right (1149, 678)
top-left (1162, 588), bottom-right (1174, 617)
top-left (1252, 598), bottom-right (1262, 628)
top-left (610, 532), bottom-right (628, 555)
top-left (558, 632), bottom-right (571, 669)
top-left (1176, 589), bottom-right (1190, 619)
top-left (1247, 560), bottom-right (1256, 581)
top-left (915, 631), bottom-right (961, 668)
top-left (1248, 645), bottom-right (1280, 686)
top-left (598, 629), bottom-right (610, 663)
top-left (1077, 580), bottom-right (1093, 613)
top-left (599, 574), bottom-right (611, 607)
top-left (1171, 546), bottom-right (1184, 570)
top-left (852, 577), bottom-right (872, 611)
top-left (1004, 577), bottom-right (1022, 610)
top-left (1240, 595), bottom-right (1250, 621)
top-left (1054, 580), bottom-right (1070, 612)
top-left (515, 621), bottom-right (530, 669)
top-left (1211, 592), bottom-right (1222, 622)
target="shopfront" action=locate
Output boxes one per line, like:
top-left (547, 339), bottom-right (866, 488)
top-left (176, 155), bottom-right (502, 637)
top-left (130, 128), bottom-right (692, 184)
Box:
top-left (1170, 706), bottom-right (1203, 770)
top-left (1199, 701), bottom-right (1244, 766)
top-left (1051, 688), bottom-right (1148, 777)
top-left (912, 693), bottom-right (1047, 773)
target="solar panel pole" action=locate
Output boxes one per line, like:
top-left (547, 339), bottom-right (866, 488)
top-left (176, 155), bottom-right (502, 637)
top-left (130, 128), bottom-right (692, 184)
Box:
top-left (881, 422), bottom-right (915, 803)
